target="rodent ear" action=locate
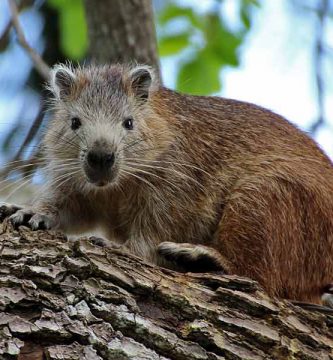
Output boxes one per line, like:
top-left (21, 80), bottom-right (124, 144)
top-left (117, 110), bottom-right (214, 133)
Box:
top-left (50, 64), bottom-right (76, 100)
top-left (129, 66), bottom-right (155, 101)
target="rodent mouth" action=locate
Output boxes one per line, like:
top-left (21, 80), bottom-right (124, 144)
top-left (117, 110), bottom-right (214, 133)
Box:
top-left (85, 173), bottom-right (116, 187)
top-left (91, 179), bottom-right (109, 187)
top-left (84, 167), bottom-right (117, 188)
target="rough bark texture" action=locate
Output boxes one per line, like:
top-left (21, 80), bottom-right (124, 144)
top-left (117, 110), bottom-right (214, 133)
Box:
top-left (83, 0), bottom-right (160, 73)
top-left (0, 222), bottom-right (332, 359)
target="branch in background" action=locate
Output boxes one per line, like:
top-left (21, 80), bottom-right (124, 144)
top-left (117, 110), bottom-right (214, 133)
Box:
top-left (0, 102), bottom-right (45, 180)
top-left (84, 0), bottom-right (161, 76)
top-left (310, 0), bottom-right (329, 134)
top-left (12, 103), bottom-right (45, 162)
top-left (0, 0), bottom-right (34, 50)
top-left (8, 0), bottom-right (51, 81)
top-left (1, 0), bottom-right (52, 183)
top-left (0, 156), bottom-right (40, 182)
top-left (0, 20), bottom-right (12, 51)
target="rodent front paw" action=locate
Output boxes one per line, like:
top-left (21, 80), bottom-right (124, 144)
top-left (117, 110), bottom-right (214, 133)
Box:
top-left (29, 213), bottom-right (56, 230)
top-left (89, 236), bottom-right (124, 250)
top-left (9, 208), bottom-right (56, 230)
top-left (0, 202), bottom-right (22, 221)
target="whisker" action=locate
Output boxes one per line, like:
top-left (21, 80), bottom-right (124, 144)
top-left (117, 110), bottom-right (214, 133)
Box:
top-left (124, 161), bottom-right (205, 190)
top-left (4, 174), bottom-right (36, 202)
top-left (0, 162), bottom-right (82, 198)
top-left (35, 168), bottom-right (81, 199)
top-left (5, 158), bottom-right (77, 170)
top-left (49, 169), bottom-right (82, 193)
top-left (125, 157), bottom-right (213, 178)
top-left (122, 165), bottom-right (181, 195)
top-left (120, 169), bottom-right (161, 197)
top-left (1, 159), bottom-right (80, 180)
top-left (0, 169), bottom-right (36, 191)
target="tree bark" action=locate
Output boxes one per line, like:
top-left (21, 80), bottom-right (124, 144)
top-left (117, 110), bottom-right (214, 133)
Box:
top-left (0, 222), bottom-right (332, 360)
top-left (83, 0), bottom-right (160, 74)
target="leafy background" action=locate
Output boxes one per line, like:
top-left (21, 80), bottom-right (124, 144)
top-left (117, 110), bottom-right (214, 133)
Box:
top-left (0, 0), bottom-right (332, 166)
top-left (157, 0), bottom-right (258, 94)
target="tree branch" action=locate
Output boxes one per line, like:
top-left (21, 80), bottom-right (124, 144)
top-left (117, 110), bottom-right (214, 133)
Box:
top-left (0, 101), bottom-right (45, 181)
top-left (310, 0), bottom-right (329, 134)
top-left (3, 1), bottom-right (50, 182)
top-left (0, 223), bottom-right (332, 359)
top-left (83, 0), bottom-right (161, 77)
top-left (8, 0), bottom-right (50, 81)
top-left (12, 103), bottom-right (44, 161)
top-left (0, 20), bottom-right (12, 51)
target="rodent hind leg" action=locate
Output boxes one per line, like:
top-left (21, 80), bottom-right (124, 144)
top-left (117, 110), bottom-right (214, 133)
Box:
top-left (212, 177), bottom-right (333, 303)
top-left (157, 242), bottom-right (231, 273)
top-left (9, 206), bottom-right (58, 230)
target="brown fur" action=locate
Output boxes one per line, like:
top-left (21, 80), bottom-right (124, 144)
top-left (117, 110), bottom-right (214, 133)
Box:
top-left (150, 89), bottom-right (333, 303)
top-left (4, 64), bottom-right (333, 305)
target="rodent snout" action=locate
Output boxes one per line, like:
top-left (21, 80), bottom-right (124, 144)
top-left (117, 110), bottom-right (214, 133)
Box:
top-left (84, 149), bottom-right (117, 186)
top-left (87, 150), bottom-right (115, 170)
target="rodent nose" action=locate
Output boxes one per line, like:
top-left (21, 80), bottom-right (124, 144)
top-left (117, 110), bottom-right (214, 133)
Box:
top-left (87, 151), bottom-right (115, 170)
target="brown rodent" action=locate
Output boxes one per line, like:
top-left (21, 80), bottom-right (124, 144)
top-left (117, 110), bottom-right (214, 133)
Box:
top-left (1, 63), bottom-right (333, 306)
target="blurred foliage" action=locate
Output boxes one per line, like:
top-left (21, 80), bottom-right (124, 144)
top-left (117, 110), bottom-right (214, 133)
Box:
top-left (0, 0), bottom-right (260, 160)
top-left (0, 0), bottom-right (260, 95)
top-left (47, 0), bottom-right (88, 60)
top-left (42, 0), bottom-right (260, 95)
top-left (0, 0), bottom-right (331, 192)
top-left (158, 0), bottom-right (260, 94)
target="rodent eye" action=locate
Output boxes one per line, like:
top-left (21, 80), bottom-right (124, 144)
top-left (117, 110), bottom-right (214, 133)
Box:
top-left (123, 117), bottom-right (134, 130)
top-left (71, 117), bottom-right (81, 131)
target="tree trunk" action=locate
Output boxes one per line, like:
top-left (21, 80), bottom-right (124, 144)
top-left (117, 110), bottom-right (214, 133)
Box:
top-left (83, 0), bottom-right (160, 74)
top-left (0, 222), bottom-right (332, 360)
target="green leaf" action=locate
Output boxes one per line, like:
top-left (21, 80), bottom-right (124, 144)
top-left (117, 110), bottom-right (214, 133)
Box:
top-left (243, 0), bottom-right (260, 7)
top-left (204, 14), bottom-right (242, 67)
top-left (177, 49), bottom-right (221, 95)
top-left (159, 3), bottom-right (201, 28)
top-left (240, 0), bottom-right (261, 29)
top-left (240, 5), bottom-right (252, 29)
top-left (47, 0), bottom-right (88, 60)
top-left (48, 0), bottom-right (67, 6)
top-left (158, 33), bottom-right (190, 56)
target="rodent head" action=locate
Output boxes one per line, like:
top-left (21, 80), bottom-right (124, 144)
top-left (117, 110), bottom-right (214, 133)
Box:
top-left (45, 63), bottom-right (170, 191)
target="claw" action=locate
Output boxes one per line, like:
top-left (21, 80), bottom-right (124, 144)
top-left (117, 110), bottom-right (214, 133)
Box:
top-left (89, 236), bottom-right (108, 247)
top-left (0, 203), bottom-right (22, 221)
top-left (89, 236), bottom-right (123, 250)
top-left (9, 209), bottom-right (34, 228)
top-left (3, 206), bottom-right (56, 231)
top-left (29, 214), bottom-right (54, 230)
